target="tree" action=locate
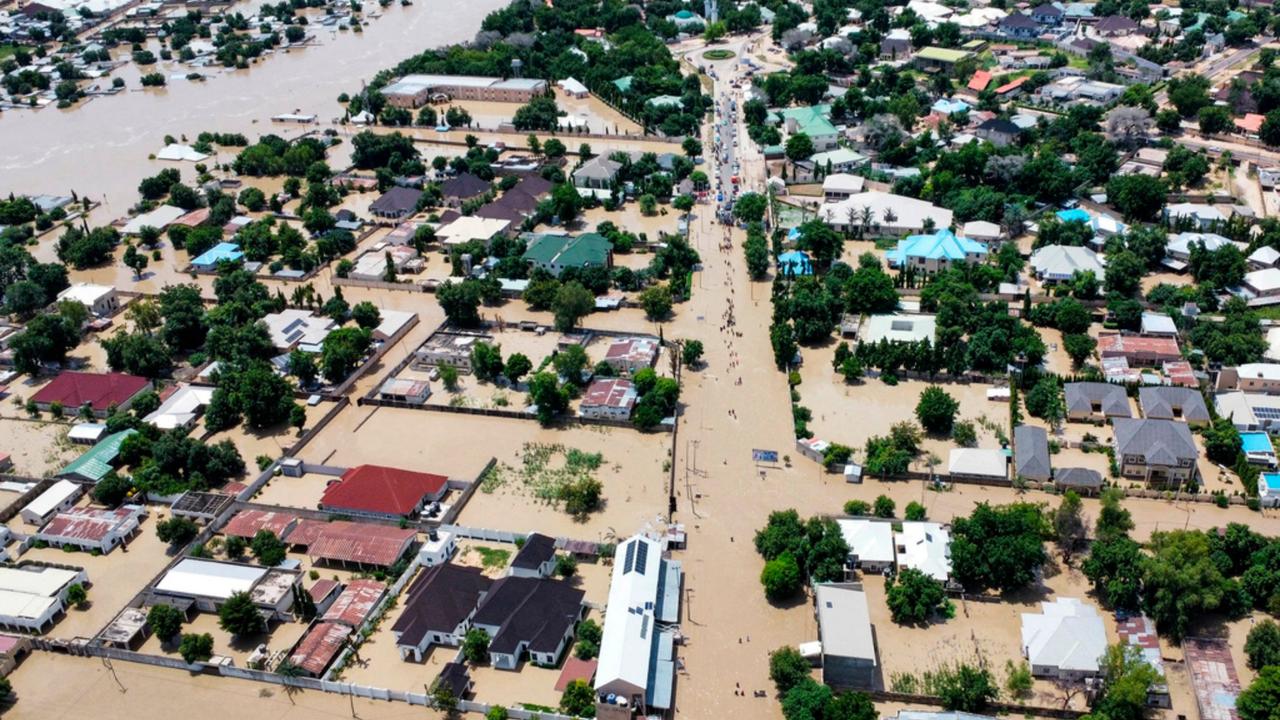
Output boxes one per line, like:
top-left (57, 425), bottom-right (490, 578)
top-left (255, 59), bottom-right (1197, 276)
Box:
top-left (251, 530), bottom-right (286, 566)
top-left (1063, 333), bottom-right (1096, 367)
top-left (734, 193), bottom-right (768, 223)
top-left (915, 386), bottom-right (959, 435)
top-left (950, 503), bottom-right (1048, 593)
top-left (1090, 644), bottom-right (1164, 720)
top-left (351, 301), bottom-right (381, 329)
top-left (148, 604), bottom-right (184, 641)
top-left (156, 516), bottom-right (199, 547)
top-left (640, 284), bottom-right (674, 320)
top-left (1097, 488), bottom-right (1134, 539)
top-left (1053, 491), bottom-right (1087, 563)
top-left (437, 279), bottom-right (483, 327)
top-left (102, 331), bottom-right (172, 378)
top-left (785, 132), bottom-right (814, 164)
top-left (886, 568), bottom-right (946, 624)
top-left (218, 591), bottom-right (266, 637)
top-left (1106, 175), bottom-right (1167, 222)
top-left (905, 501), bottom-right (927, 521)
top-left (93, 473), bottom-right (135, 507)
top-left (1082, 533), bottom-right (1144, 611)
top-left (179, 633), bottom-right (214, 664)
top-left (1024, 376), bottom-right (1064, 424)
top-left (529, 372), bottom-right (569, 425)
top-left (769, 645), bottom-right (812, 694)
top-left (574, 618), bottom-right (602, 660)
top-left (844, 265), bottom-right (899, 315)
top-left (552, 344), bottom-right (589, 385)
top-left (512, 96), bottom-right (561, 131)
top-left (873, 495), bottom-right (896, 518)
top-left (1245, 620), bottom-right (1280, 671)
top-left (1238, 667), bottom-right (1280, 720)
top-left (552, 281), bottom-right (594, 331)
top-left (123, 244), bottom-right (148, 278)
top-left (560, 679), bottom-right (595, 716)
top-left (761, 553), bottom-right (802, 602)
top-left (1143, 530), bottom-right (1234, 641)
top-left (1203, 417), bottom-right (1242, 465)
top-left (681, 339), bottom-right (703, 367)
top-left (462, 627), bottom-right (490, 664)
top-left (470, 342), bottom-right (504, 382)
top-left (681, 136), bottom-right (702, 157)
top-left (320, 326), bottom-right (372, 384)
top-left (504, 353), bottom-right (532, 384)
top-left (1167, 74), bottom-right (1211, 117)
top-left (66, 583), bottom-right (87, 608)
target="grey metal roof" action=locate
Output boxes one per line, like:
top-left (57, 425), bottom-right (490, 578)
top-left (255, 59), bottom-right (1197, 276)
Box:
top-left (1014, 425), bottom-right (1051, 481)
top-left (1054, 467), bottom-right (1103, 489)
top-left (1112, 418), bottom-right (1198, 465)
top-left (1065, 382), bottom-right (1132, 417)
top-left (1138, 387), bottom-right (1210, 423)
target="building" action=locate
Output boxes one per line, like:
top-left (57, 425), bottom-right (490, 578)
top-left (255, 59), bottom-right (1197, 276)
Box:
top-left (20, 479), bottom-right (83, 526)
top-left (143, 384), bottom-right (216, 431)
top-left (32, 372), bottom-right (152, 417)
top-left (380, 75), bottom-right (548, 108)
top-left (440, 173), bottom-right (493, 205)
top-left (436, 216), bottom-right (511, 248)
top-left (1014, 424), bottom-right (1051, 482)
top-left (1261, 472), bottom-right (1280, 507)
top-left (1095, 14), bottom-right (1140, 36)
top-left (522, 233), bottom-right (613, 276)
top-left (814, 583), bottom-right (878, 689)
top-left (289, 520), bottom-right (418, 568)
top-left (378, 377), bottom-right (431, 406)
top-left (1021, 598), bottom-right (1107, 680)
top-left (262, 309), bottom-right (336, 353)
top-left (1244, 267), bottom-right (1280, 302)
top-left (1216, 390), bottom-right (1280, 433)
top-left (189, 242), bottom-right (245, 271)
top-left (393, 563), bottom-right (493, 661)
top-left (595, 534), bottom-right (682, 714)
top-left (319, 464), bottom-right (448, 520)
top-left (0, 564), bottom-right (89, 632)
top-left (36, 505), bottom-right (144, 553)
top-left (837, 519), bottom-right (895, 573)
top-left (572, 157), bottom-right (622, 190)
top-left (1249, 245), bottom-right (1280, 270)
top-left (348, 246), bottom-right (422, 282)
top-left (1000, 12), bottom-right (1041, 38)
top-left (1165, 203), bottom-right (1227, 231)
top-left (912, 46), bottom-right (976, 75)
top-left (557, 77), bottom-right (589, 98)
top-left (823, 174), bottom-right (866, 202)
top-left (856, 314), bottom-right (934, 345)
top-left (152, 558), bottom-right (300, 619)
top-left (418, 529), bottom-right (457, 567)
top-left (961, 220), bottom-right (1004, 245)
top-left (222, 509), bottom-right (299, 541)
top-left (885, 229), bottom-right (987, 273)
top-left (1054, 467), bottom-right (1104, 494)
top-left (289, 621), bottom-right (350, 676)
top-left (1165, 232), bottom-right (1240, 265)
top-left (1218, 363), bottom-right (1280, 394)
top-left (579, 378), bottom-right (638, 420)
top-left (1112, 418), bottom-right (1199, 486)
top-left (510, 533), bottom-right (557, 579)
top-left (1097, 334), bottom-right (1181, 366)
top-left (603, 337), bottom-right (659, 375)
top-left (1138, 387), bottom-right (1210, 425)
top-left (1140, 312), bottom-right (1178, 337)
top-left (58, 429), bottom-right (136, 483)
top-left (809, 148), bottom-right (868, 173)
top-left (368, 187), bottom-right (422, 220)
top-left (1029, 245), bottom-right (1105, 283)
top-left (947, 448), bottom-right (1008, 482)
top-left (414, 331), bottom-right (492, 372)
top-left (819, 192), bottom-right (954, 237)
top-left (974, 118), bottom-right (1023, 147)
top-left (322, 579), bottom-right (387, 627)
top-left (470, 575), bottom-right (585, 669)
top-left (772, 105), bottom-right (840, 151)
top-left (880, 28), bottom-right (912, 60)
top-left (56, 283), bottom-right (118, 317)
top-left (894, 522), bottom-right (951, 581)
top-left (121, 205), bottom-right (187, 235)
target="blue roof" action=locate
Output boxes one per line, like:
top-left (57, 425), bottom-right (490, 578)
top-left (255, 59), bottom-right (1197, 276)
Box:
top-left (1056, 208), bottom-right (1092, 224)
top-left (777, 250), bottom-right (814, 276)
top-left (655, 559), bottom-right (682, 624)
top-left (645, 630), bottom-right (676, 710)
top-left (886, 229), bottom-right (988, 264)
top-left (931, 98), bottom-right (971, 115)
top-left (1242, 432), bottom-right (1274, 454)
top-left (1264, 473), bottom-right (1280, 491)
top-left (191, 242), bottom-right (244, 267)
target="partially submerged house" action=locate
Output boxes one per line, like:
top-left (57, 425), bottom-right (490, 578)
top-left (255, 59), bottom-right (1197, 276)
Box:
top-left (1112, 418), bottom-right (1199, 486)
top-left (814, 583), bottom-right (878, 689)
top-left (1021, 598), bottom-right (1107, 680)
top-left (1064, 382), bottom-right (1131, 421)
top-left (1013, 424), bottom-right (1051, 482)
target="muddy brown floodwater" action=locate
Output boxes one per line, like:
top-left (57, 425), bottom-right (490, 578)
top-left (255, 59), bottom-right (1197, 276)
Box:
top-left (0, 0), bottom-right (512, 211)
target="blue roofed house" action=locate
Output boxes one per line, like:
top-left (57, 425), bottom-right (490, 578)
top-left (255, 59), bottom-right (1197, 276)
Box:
top-left (931, 98), bottom-right (971, 116)
top-left (886, 228), bottom-right (988, 273)
top-left (190, 242), bottom-right (244, 271)
top-left (1262, 472), bottom-right (1280, 507)
top-left (777, 250), bottom-right (814, 276)
top-left (1056, 208), bottom-right (1092, 224)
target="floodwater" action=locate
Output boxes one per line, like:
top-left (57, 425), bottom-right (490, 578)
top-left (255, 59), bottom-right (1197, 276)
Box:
top-left (0, 0), bottom-right (512, 211)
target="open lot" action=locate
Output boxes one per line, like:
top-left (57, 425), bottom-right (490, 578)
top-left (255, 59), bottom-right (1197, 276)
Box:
top-left (136, 610), bottom-right (310, 668)
top-left (0, 417), bottom-right (81, 477)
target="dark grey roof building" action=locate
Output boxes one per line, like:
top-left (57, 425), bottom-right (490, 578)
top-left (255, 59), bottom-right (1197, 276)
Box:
top-left (510, 532), bottom-right (557, 579)
top-left (1065, 382), bottom-right (1132, 420)
top-left (471, 576), bottom-right (585, 670)
top-left (391, 563), bottom-right (493, 662)
top-left (1112, 418), bottom-right (1199, 486)
top-left (1054, 467), bottom-right (1104, 493)
top-left (1014, 425), bottom-right (1051, 482)
top-left (1138, 387), bottom-right (1210, 425)
top-left (369, 187), bottom-right (422, 219)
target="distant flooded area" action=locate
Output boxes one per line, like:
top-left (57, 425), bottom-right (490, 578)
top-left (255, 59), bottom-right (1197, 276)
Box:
top-left (0, 0), bottom-right (510, 209)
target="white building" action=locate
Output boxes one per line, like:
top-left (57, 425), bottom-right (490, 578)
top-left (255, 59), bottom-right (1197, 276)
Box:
top-left (579, 378), bottom-right (638, 420)
top-left (837, 519), bottom-right (895, 573)
top-left (262, 309), bottom-right (336, 353)
top-left (815, 583), bottom-right (878, 688)
top-left (823, 174), bottom-right (866, 202)
top-left (857, 313), bottom-right (935, 345)
top-left (1215, 391), bottom-right (1280, 432)
top-left (1029, 245), bottom-right (1105, 283)
top-left (0, 564), bottom-right (88, 632)
top-left (349, 247), bottom-right (422, 281)
top-left (35, 505), bottom-right (144, 553)
top-left (378, 377), bottom-right (431, 406)
top-left (417, 529), bottom-right (456, 566)
top-left (436, 216), bottom-right (511, 248)
top-left (121, 205), bottom-right (187, 235)
top-left (154, 558), bottom-right (299, 619)
top-left (818, 192), bottom-right (954, 237)
top-left (947, 449), bottom-right (1008, 481)
top-left (56, 283), bottom-right (119, 318)
top-left (894, 522), bottom-right (951, 581)
top-left (143, 384), bottom-right (216, 431)
top-left (1021, 598), bottom-right (1107, 680)
top-left (21, 479), bottom-right (84, 526)
top-left (557, 77), bottom-right (589, 98)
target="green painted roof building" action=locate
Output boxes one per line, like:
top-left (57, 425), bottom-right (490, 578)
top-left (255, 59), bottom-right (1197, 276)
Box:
top-left (612, 76), bottom-right (633, 93)
top-left (59, 429), bottom-right (136, 483)
top-left (522, 233), bottom-right (613, 277)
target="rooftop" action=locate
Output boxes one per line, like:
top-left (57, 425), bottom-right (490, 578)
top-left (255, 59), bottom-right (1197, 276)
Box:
top-left (33, 372), bottom-right (149, 412)
top-left (815, 583), bottom-right (876, 662)
top-left (321, 464), bottom-right (448, 517)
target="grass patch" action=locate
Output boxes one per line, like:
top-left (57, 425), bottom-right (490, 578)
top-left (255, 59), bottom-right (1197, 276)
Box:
top-left (483, 443), bottom-right (605, 501)
top-left (702, 49), bottom-right (735, 60)
top-left (0, 45), bottom-right (18, 61)
top-left (472, 546), bottom-right (510, 571)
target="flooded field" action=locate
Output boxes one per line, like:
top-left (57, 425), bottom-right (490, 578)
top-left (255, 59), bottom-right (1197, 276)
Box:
top-left (0, 417), bottom-right (81, 477)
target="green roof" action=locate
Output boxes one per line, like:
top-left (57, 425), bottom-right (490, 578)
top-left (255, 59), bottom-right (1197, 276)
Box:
top-left (646, 95), bottom-right (683, 109)
top-left (59, 429), bottom-right (136, 482)
top-left (523, 233), bottom-right (612, 268)
top-left (612, 76), bottom-right (633, 93)
top-left (774, 104), bottom-right (837, 138)
top-left (916, 46), bottom-right (974, 64)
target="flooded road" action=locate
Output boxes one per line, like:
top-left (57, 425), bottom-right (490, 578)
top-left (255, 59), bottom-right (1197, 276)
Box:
top-left (0, 0), bottom-right (510, 211)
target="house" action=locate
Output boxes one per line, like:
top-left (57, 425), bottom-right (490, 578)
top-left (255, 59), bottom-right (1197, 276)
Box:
top-left (894, 522), bottom-right (951, 581)
top-left (572, 156), bottom-right (622, 190)
top-left (291, 520), bottom-right (417, 569)
top-left (1260, 472), bottom-right (1280, 507)
top-left (1249, 246), bottom-right (1280, 270)
top-left (419, 529), bottom-right (457, 567)
top-left (438, 216), bottom-right (512, 249)
top-left (1138, 387), bottom-right (1210, 425)
top-left (152, 558), bottom-right (300, 619)
top-left (439, 173), bottom-right (492, 206)
top-left (1112, 418), bottom-right (1199, 486)
top-left (595, 534), bottom-right (682, 714)
top-left (1241, 431), bottom-right (1277, 467)
top-left (1235, 113), bottom-right (1266, 137)
top-left (974, 118), bottom-right (1023, 147)
top-left (961, 220), bottom-right (1004, 245)
top-left (1065, 382), bottom-right (1131, 420)
top-left (349, 246), bottom-right (422, 282)
top-left (1031, 3), bottom-right (1063, 25)
top-left (368, 187), bottom-right (422, 220)
top-left (189, 242), bottom-right (244, 271)
top-left (772, 105), bottom-right (840, 151)
top-left (968, 70), bottom-right (993, 92)
top-left (36, 505), bottom-right (143, 553)
top-left (414, 331), bottom-right (492, 372)
top-left (856, 314), bottom-right (934, 346)
top-left (912, 47), bottom-right (976, 75)
top-left (0, 564), bottom-right (89, 632)
top-left (32, 372), bottom-right (151, 418)
top-left (819, 192), bottom-right (954, 237)
top-left (58, 429), bottom-right (136, 483)
top-left (1140, 312), bottom-right (1178, 337)
top-left (322, 579), bottom-right (387, 627)
top-left (262, 309), bottom-right (335, 353)
top-left (994, 76), bottom-right (1031, 98)
top-left (121, 205), bottom-right (187, 235)
top-left (1244, 267), bottom-right (1280, 301)
top-left (557, 77), bottom-right (589, 98)
top-left (378, 377), bottom-right (431, 406)
top-left (1029, 245), bottom-right (1105, 283)
top-left (1055, 467), bottom-right (1104, 494)
top-left (319, 464), bottom-right (449, 520)
top-left (579, 378), bottom-right (638, 420)
top-left (837, 519), bottom-right (895, 574)
top-left (777, 250), bottom-right (814, 276)
top-left (879, 29), bottom-right (912, 60)
top-left (1164, 232), bottom-right (1241, 265)
top-left (1021, 598), bottom-right (1107, 679)
top-left (222, 509), bottom-right (299, 541)
top-left (1000, 12), bottom-right (1041, 38)
top-left (289, 622), bottom-right (350, 677)
top-left (1014, 425), bottom-right (1051, 482)
top-left (379, 75), bottom-right (547, 108)
top-left (469, 575), bottom-right (585, 669)
top-left (809, 148), bottom-right (869, 173)
top-left (1165, 203), bottom-right (1226, 231)
top-left (815, 583), bottom-right (878, 689)
top-left (522, 233), bottom-right (613, 277)
top-left (947, 448), bottom-right (1008, 482)
top-left (1097, 334), bottom-right (1181, 366)
top-left (56, 283), bottom-right (119, 317)
top-left (603, 337), bottom-right (659, 375)
top-left (823, 174), bottom-right (866, 202)
top-left (143, 384), bottom-right (216, 431)
top-left (20, 479), bottom-right (83, 526)
top-left (1219, 363), bottom-right (1280, 394)
top-left (1095, 15), bottom-right (1139, 36)
top-left (886, 229), bottom-right (988, 273)
top-left (436, 662), bottom-right (474, 700)
top-left (1216, 390), bottom-right (1280, 432)
top-left (510, 533), bottom-right (557, 579)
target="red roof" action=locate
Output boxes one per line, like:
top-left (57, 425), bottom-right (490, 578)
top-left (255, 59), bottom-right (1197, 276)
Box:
top-left (1098, 334), bottom-right (1181, 362)
top-left (555, 657), bottom-right (598, 692)
top-left (994, 76), bottom-right (1030, 95)
top-left (289, 622), bottom-right (350, 675)
top-left (321, 579), bottom-right (387, 627)
top-left (308, 579), bottom-right (341, 603)
top-left (40, 507), bottom-right (139, 543)
top-left (289, 519), bottom-right (417, 567)
top-left (968, 70), bottom-right (992, 92)
top-left (320, 464), bottom-right (448, 517)
top-left (222, 510), bottom-right (298, 539)
top-left (1235, 113), bottom-right (1265, 134)
top-left (32, 372), bottom-right (150, 412)
top-left (581, 378), bottom-right (637, 410)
